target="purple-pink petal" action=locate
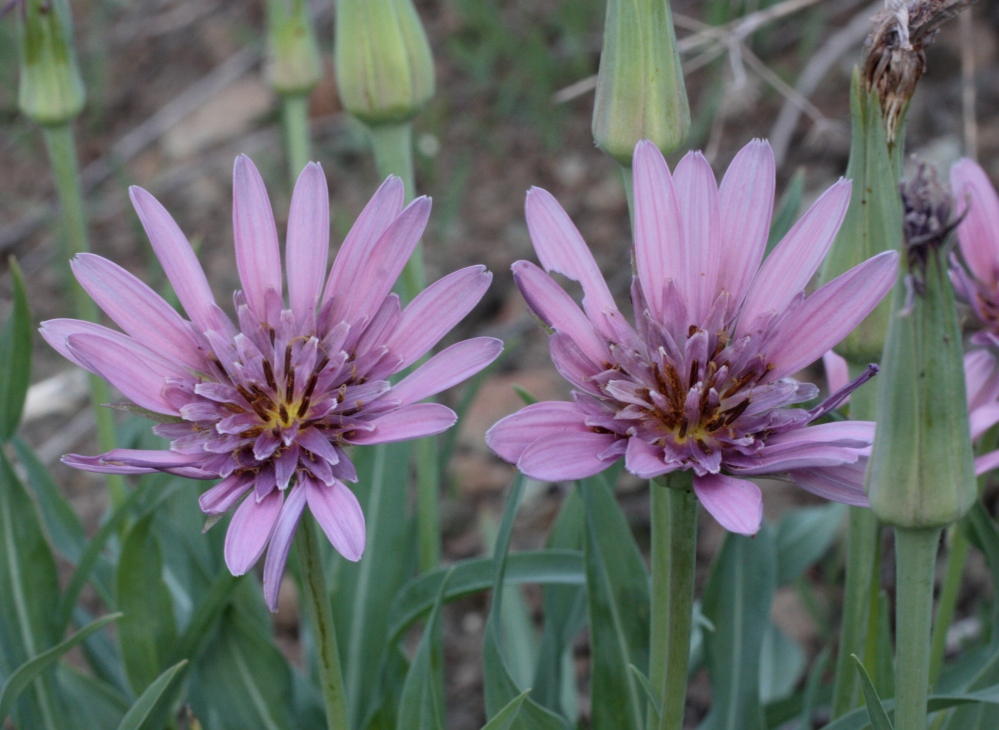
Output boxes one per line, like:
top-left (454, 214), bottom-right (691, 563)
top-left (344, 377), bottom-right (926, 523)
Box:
top-left (391, 338), bottom-right (503, 407)
top-left (692, 473), bottom-right (763, 536)
top-left (822, 350), bottom-right (850, 395)
top-left (786, 463), bottom-right (870, 507)
top-left (673, 151), bottom-right (721, 323)
top-left (286, 162), bottom-right (330, 320)
top-left (305, 478), bottom-right (365, 561)
top-left (233, 155), bottom-right (283, 320)
top-left (951, 158), bottom-right (999, 287)
top-left (346, 403), bottom-right (457, 445)
top-left (766, 251), bottom-right (898, 380)
top-left (624, 438), bottom-right (677, 479)
top-left (224, 487), bottom-right (283, 576)
top-left (262, 482), bottom-right (308, 611)
top-left (200, 473), bottom-right (255, 514)
top-left (129, 186), bottom-right (219, 334)
top-left (486, 401), bottom-right (589, 464)
top-left (738, 179), bottom-right (852, 337)
top-left (516, 430), bottom-right (619, 482)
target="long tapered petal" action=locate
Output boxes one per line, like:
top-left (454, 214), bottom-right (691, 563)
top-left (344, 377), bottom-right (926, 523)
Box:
top-left (966, 349), bottom-right (999, 412)
top-left (385, 265), bottom-right (492, 368)
top-left (787, 463), bottom-right (870, 506)
top-left (346, 403), bottom-right (456, 445)
top-left (693, 473), bottom-right (763, 535)
top-left (262, 482), bottom-right (308, 610)
top-left (486, 401), bottom-right (590, 464)
top-left (71, 254), bottom-right (204, 369)
top-left (67, 332), bottom-right (190, 414)
top-left (738, 179), bottom-right (852, 336)
top-left (525, 186), bottom-right (621, 338)
top-left (624, 437), bottom-right (678, 479)
top-left (516, 430), bottom-right (619, 481)
top-left (392, 338), bottom-right (503, 406)
top-left (287, 163), bottom-right (330, 319)
top-left (224, 488), bottom-right (283, 575)
top-left (233, 155), bottom-right (283, 320)
top-left (306, 478), bottom-right (366, 561)
top-left (952, 158), bottom-right (999, 287)
top-left (766, 251), bottom-right (898, 380)
top-left (200, 473), bottom-right (255, 514)
top-left (40, 318), bottom-right (127, 371)
top-left (717, 140), bottom-right (775, 309)
top-left (673, 151), bottom-right (720, 322)
top-left (129, 186), bottom-right (218, 333)
top-left (823, 349), bottom-right (850, 394)
top-left (632, 140), bottom-right (685, 323)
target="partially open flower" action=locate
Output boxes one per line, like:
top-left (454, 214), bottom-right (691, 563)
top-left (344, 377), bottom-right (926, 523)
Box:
top-left (42, 157), bottom-right (500, 610)
top-left (488, 140), bottom-right (898, 536)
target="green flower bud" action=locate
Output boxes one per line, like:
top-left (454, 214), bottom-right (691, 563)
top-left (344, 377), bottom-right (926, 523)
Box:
top-left (334, 0), bottom-right (435, 126)
top-left (867, 163), bottom-right (976, 529)
top-left (16, 0), bottom-right (86, 126)
top-left (819, 69), bottom-right (904, 364)
top-left (591, 0), bottom-right (690, 164)
top-left (265, 0), bottom-right (321, 96)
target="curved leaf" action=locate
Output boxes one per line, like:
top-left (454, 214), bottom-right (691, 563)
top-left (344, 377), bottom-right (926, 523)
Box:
top-left (853, 656), bottom-right (893, 730)
top-left (482, 690), bottom-right (530, 730)
top-left (115, 660), bottom-right (187, 730)
top-left (0, 257), bottom-right (31, 442)
top-left (397, 569), bottom-right (452, 730)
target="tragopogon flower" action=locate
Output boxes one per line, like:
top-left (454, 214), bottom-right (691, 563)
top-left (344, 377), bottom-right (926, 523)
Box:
top-left (487, 140), bottom-right (898, 535)
top-left (42, 157), bottom-right (501, 609)
top-left (951, 158), bottom-right (999, 349)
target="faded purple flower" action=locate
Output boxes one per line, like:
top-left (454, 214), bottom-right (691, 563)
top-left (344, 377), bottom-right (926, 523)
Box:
top-left (42, 157), bottom-right (501, 609)
top-left (487, 140), bottom-right (898, 536)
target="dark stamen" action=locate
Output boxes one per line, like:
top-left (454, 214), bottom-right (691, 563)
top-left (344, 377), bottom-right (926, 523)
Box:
top-left (263, 360), bottom-right (278, 391)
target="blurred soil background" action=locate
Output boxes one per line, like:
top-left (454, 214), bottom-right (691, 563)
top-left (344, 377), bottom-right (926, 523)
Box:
top-left (1, 0), bottom-right (999, 726)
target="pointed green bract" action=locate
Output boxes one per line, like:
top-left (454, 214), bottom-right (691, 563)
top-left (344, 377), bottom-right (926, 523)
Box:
top-left (867, 247), bottom-right (976, 528)
top-left (15, 0), bottom-right (85, 125)
top-left (592, 0), bottom-right (690, 162)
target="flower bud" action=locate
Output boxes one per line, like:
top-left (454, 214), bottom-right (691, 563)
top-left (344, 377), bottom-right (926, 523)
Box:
top-left (591, 0), bottom-right (690, 163)
top-left (265, 0), bottom-right (321, 96)
top-left (819, 69), bottom-right (903, 364)
top-left (334, 0), bottom-right (435, 126)
top-left (867, 162), bottom-right (976, 529)
top-left (15, 0), bottom-right (86, 126)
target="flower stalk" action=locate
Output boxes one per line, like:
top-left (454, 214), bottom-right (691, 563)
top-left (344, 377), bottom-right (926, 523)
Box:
top-left (297, 514), bottom-right (350, 730)
top-left (649, 473), bottom-right (697, 730)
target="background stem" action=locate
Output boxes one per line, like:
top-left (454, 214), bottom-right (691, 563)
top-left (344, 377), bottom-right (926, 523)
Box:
top-left (297, 514), bottom-right (350, 730)
top-left (41, 123), bottom-right (126, 508)
top-left (649, 473), bottom-right (697, 730)
top-left (368, 120), bottom-right (440, 572)
top-left (831, 363), bottom-right (881, 717)
top-left (928, 526), bottom-right (968, 685)
top-left (280, 93), bottom-right (312, 185)
top-left (894, 527), bottom-right (941, 730)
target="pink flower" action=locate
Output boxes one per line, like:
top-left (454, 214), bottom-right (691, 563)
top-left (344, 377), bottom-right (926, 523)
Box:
top-left (42, 157), bottom-right (501, 610)
top-left (950, 158), bottom-right (999, 348)
top-left (487, 140), bottom-right (898, 536)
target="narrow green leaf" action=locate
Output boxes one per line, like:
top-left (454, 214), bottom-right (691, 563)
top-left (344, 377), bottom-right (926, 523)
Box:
top-left (0, 613), bottom-right (120, 722)
top-left (764, 169), bottom-right (804, 257)
top-left (0, 257), bottom-right (31, 441)
top-left (580, 471), bottom-right (649, 729)
top-left (774, 503), bottom-right (845, 585)
top-left (56, 665), bottom-right (129, 729)
top-left (940, 639), bottom-right (999, 729)
top-left (759, 622), bottom-right (806, 704)
top-left (388, 551), bottom-right (583, 645)
top-left (0, 451), bottom-right (61, 726)
top-left (169, 570), bottom-right (238, 664)
top-left (397, 569), bottom-right (451, 730)
top-left (627, 664), bottom-right (661, 724)
top-left (483, 476), bottom-right (569, 730)
top-left (853, 655), bottom-right (894, 730)
top-left (116, 514), bottom-right (177, 695)
top-left (795, 648), bottom-right (830, 730)
top-left (188, 606), bottom-right (295, 730)
top-left (481, 690), bottom-right (530, 730)
top-left (700, 525), bottom-right (777, 730)
top-left (115, 660), bottom-right (187, 730)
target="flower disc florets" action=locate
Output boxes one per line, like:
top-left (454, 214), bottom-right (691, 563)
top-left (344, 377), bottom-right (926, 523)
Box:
top-left (488, 140), bottom-right (898, 535)
top-left (42, 157), bottom-right (501, 609)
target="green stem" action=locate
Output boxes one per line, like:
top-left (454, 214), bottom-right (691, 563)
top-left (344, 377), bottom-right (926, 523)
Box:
top-left (619, 163), bottom-right (634, 225)
top-left (41, 123), bottom-right (125, 508)
top-left (894, 527), bottom-right (941, 730)
top-left (281, 93), bottom-right (312, 185)
top-left (649, 472), bottom-right (697, 730)
top-left (297, 514), bottom-right (350, 730)
top-left (369, 120), bottom-right (441, 572)
top-left (928, 525), bottom-right (968, 686)
top-left (831, 363), bottom-right (882, 717)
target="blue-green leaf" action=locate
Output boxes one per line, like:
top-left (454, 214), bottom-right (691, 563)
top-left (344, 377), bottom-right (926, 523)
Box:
top-left (823, 683), bottom-right (999, 729)
top-left (774, 503), bottom-right (845, 585)
top-left (481, 690), bottom-right (530, 730)
top-left (396, 569), bottom-right (451, 730)
top-left (853, 656), bottom-right (893, 730)
top-left (116, 514), bottom-right (177, 695)
top-left (56, 665), bottom-right (129, 729)
top-left (759, 622), bottom-right (806, 704)
top-left (0, 258), bottom-right (31, 441)
top-left (700, 525), bottom-right (777, 730)
top-left (115, 660), bottom-right (187, 730)
top-left (628, 664), bottom-right (661, 724)
top-left (0, 613), bottom-right (119, 722)
top-left (580, 471), bottom-right (649, 729)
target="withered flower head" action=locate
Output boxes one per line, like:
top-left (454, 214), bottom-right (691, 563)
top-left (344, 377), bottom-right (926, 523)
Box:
top-left (862, 0), bottom-right (976, 142)
top-left (899, 158), bottom-right (961, 297)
